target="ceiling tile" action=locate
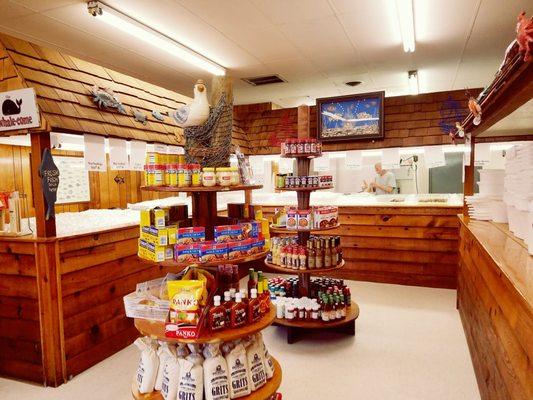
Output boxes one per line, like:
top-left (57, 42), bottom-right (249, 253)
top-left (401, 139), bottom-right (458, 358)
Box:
top-left (0, 0), bottom-right (35, 19)
top-left (251, 0), bottom-right (334, 25)
top-left (11, 0), bottom-right (79, 12)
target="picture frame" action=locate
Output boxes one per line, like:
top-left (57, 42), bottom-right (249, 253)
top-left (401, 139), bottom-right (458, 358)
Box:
top-left (316, 91), bottom-right (385, 142)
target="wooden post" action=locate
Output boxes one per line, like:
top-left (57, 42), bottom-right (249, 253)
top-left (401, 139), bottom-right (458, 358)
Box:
top-left (30, 130), bottom-right (56, 237)
top-left (463, 136), bottom-right (476, 217)
top-left (297, 105), bottom-right (310, 139)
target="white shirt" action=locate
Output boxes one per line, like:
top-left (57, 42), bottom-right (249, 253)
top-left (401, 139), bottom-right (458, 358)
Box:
top-left (374, 171), bottom-right (397, 194)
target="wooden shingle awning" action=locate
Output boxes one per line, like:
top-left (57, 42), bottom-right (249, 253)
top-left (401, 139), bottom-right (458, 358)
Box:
top-left (0, 33), bottom-right (191, 145)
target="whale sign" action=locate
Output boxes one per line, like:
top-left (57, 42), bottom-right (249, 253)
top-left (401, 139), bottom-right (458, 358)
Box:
top-left (0, 88), bottom-right (40, 132)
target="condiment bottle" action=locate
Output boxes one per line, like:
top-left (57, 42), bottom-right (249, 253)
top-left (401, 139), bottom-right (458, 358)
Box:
top-left (316, 240), bottom-right (324, 269)
top-left (324, 239), bottom-right (332, 268)
top-left (230, 293), bottom-right (247, 328)
top-left (299, 247), bottom-right (307, 270)
top-left (291, 247), bottom-right (299, 270)
top-left (307, 241), bottom-right (316, 269)
top-left (223, 291), bottom-right (234, 326)
top-left (248, 288), bottom-right (261, 324)
top-left (208, 295), bottom-right (226, 331)
top-left (247, 269), bottom-right (257, 294)
top-left (229, 288), bottom-right (237, 301)
top-left (321, 296), bottom-right (330, 322)
top-left (239, 288), bottom-right (249, 307)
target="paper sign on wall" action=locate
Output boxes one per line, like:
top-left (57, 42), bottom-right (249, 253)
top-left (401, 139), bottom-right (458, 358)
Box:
top-left (154, 143), bottom-right (167, 154)
top-left (313, 155), bottom-right (330, 172)
top-left (83, 134), bottom-right (106, 171)
top-left (475, 143), bottom-right (491, 167)
top-left (463, 151), bottom-right (471, 167)
top-left (425, 146), bottom-right (446, 168)
top-left (250, 157), bottom-right (265, 175)
top-left (279, 158), bottom-right (293, 174)
top-left (168, 145), bottom-right (184, 155)
top-left (129, 140), bottom-right (147, 171)
top-left (381, 148), bottom-right (400, 170)
top-left (109, 138), bottom-right (128, 170)
top-left (345, 151), bottom-right (362, 170)
top-left (0, 88), bottom-right (40, 132)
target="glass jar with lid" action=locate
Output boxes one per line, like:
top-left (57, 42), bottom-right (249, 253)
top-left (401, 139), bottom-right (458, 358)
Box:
top-left (154, 165), bottom-right (165, 186)
top-left (190, 163), bottom-right (201, 187)
top-left (217, 167), bottom-right (232, 187)
top-left (177, 163), bottom-right (188, 187)
top-left (229, 167), bottom-right (240, 186)
top-left (144, 164), bottom-right (156, 186)
top-left (202, 167), bottom-right (216, 187)
top-left (166, 163), bottom-right (178, 186)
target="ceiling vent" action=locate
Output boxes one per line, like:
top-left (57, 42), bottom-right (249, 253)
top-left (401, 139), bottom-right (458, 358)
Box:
top-left (345, 81), bottom-right (362, 87)
top-left (242, 74), bottom-right (286, 86)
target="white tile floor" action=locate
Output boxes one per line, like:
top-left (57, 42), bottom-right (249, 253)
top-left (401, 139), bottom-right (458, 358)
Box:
top-left (0, 280), bottom-right (480, 400)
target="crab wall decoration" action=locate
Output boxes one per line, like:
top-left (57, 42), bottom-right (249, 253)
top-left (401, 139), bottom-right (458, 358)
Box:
top-left (516, 11), bottom-right (533, 62)
top-left (89, 85), bottom-right (126, 114)
top-left (132, 108), bottom-right (147, 125)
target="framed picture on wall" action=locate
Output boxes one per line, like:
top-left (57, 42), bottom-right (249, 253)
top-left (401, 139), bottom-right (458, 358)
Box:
top-left (316, 91), bottom-right (385, 142)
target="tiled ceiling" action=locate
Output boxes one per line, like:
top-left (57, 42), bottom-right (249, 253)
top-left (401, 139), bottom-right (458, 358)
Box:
top-left (0, 0), bottom-right (530, 107)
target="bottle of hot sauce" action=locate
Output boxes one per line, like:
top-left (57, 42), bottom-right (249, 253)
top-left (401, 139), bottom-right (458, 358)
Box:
top-left (208, 295), bottom-right (226, 331)
top-left (247, 268), bottom-right (257, 294)
top-left (261, 275), bottom-right (271, 312)
top-left (248, 288), bottom-right (261, 324)
top-left (223, 290), bottom-right (233, 326)
top-left (230, 293), bottom-right (247, 328)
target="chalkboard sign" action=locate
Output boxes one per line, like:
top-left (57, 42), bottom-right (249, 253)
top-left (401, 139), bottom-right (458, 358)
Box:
top-left (39, 147), bottom-right (60, 220)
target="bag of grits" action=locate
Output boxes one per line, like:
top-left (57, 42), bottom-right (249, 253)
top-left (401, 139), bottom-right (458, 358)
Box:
top-left (134, 337), bottom-right (159, 394)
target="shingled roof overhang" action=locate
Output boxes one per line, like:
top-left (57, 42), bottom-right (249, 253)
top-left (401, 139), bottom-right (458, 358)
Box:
top-left (0, 33), bottom-right (190, 145)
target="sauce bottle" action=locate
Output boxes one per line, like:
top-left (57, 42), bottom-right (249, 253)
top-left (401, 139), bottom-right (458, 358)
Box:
top-left (316, 240), bottom-right (324, 269)
top-left (230, 293), bottom-right (247, 328)
top-left (321, 296), bottom-right (330, 322)
top-left (324, 239), bottom-right (332, 268)
top-left (298, 247), bottom-right (307, 270)
top-left (208, 295), bottom-right (226, 331)
top-left (247, 269), bottom-right (257, 293)
top-left (239, 288), bottom-right (249, 307)
top-left (307, 241), bottom-right (316, 269)
top-left (248, 288), bottom-right (261, 324)
top-left (223, 291), bottom-right (234, 326)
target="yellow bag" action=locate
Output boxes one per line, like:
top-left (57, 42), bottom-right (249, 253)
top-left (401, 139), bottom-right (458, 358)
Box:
top-left (167, 280), bottom-right (205, 325)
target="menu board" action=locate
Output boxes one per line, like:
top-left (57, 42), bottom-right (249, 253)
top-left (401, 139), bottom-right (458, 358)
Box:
top-left (53, 156), bottom-right (90, 204)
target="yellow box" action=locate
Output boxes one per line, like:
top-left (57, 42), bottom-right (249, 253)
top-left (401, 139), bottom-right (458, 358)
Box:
top-left (140, 226), bottom-right (169, 246)
top-left (138, 239), bottom-right (173, 262)
top-left (140, 208), bottom-right (166, 228)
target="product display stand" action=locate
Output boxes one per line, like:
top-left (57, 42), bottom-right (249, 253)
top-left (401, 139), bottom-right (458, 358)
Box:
top-left (268, 153), bottom-right (359, 344)
top-left (133, 183), bottom-right (282, 399)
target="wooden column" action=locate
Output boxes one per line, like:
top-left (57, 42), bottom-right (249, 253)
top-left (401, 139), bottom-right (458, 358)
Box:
top-left (463, 136), bottom-right (475, 217)
top-left (30, 130), bottom-right (56, 237)
top-left (297, 105), bottom-right (310, 139)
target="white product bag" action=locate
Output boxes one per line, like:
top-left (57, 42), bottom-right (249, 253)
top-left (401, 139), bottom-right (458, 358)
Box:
top-left (244, 336), bottom-right (267, 391)
top-left (255, 333), bottom-right (275, 380)
top-left (161, 343), bottom-right (188, 400)
top-left (134, 337), bottom-right (159, 394)
top-left (203, 343), bottom-right (230, 400)
top-left (177, 345), bottom-right (204, 400)
top-left (226, 344), bottom-right (251, 399)
top-left (155, 342), bottom-right (176, 391)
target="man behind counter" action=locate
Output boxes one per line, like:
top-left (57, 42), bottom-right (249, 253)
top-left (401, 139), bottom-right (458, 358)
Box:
top-left (363, 162), bottom-right (397, 194)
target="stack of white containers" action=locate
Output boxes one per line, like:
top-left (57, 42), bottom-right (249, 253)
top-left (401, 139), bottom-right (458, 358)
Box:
top-left (503, 143), bottom-right (533, 254)
top-left (465, 169), bottom-right (507, 222)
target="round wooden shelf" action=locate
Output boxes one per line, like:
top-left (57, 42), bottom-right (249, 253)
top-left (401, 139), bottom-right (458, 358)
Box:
top-left (274, 301), bottom-right (359, 329)
top-left (134, 307), bottom-right (276, 344)
top-left (131, 357), bottom-right (282, 400)
top-left (264, 259), bottom-right (345, 274)
top-left (276, 186), bottom-right (332, 192)
top-left (155, 250), bottom-right (269, 269)
top-left (140, 184), bottom-right (263, 193)
top-left (281, 153), bottom-right (321, 159)
top-left (269, 224), bottom-right (340, 234)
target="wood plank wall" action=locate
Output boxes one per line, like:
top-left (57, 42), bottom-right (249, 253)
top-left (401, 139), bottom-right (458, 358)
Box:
top-left (0, 238), bottom-right (43, 382)
top-left (261, 205), bottom-right (461, 288)
top-left (458, 223), bottom-right (533, 400)
top-left (234, 89), bottom-right (481, 155)
top-left (0, 144), bottom-right (174, 218)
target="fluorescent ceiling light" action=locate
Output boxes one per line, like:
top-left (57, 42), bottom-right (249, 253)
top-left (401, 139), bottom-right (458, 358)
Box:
top-left (408, 70), bottom-right (419, 95)
top-left (396, 0), bottom-right (415, 52)
top-left (88, 1), bottom-right (225, 76)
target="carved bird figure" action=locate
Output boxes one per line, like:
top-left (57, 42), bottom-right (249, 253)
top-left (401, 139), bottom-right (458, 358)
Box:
top-left (516, 11), bottom-right (533, 62)
top-left (172, 79), bottom-right (210, 128)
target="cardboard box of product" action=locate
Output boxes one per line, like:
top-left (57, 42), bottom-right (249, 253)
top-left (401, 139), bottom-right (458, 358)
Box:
top-left (174, 243), bottom-right (201, 263)
top-left (140, 225), bottom-right (177, 246)
top-left (138, 239), bottom-right (173, 262)
top-left (140, 208), bottom-right (166, 228)
top-left (214, 224), bottom-right (243, 242)
top-left (176, 227), bottom-right (205, 244)
top-left (227, 240), bottom-right (251, 259)
top-left (200, 242), bottom-right (228, 263)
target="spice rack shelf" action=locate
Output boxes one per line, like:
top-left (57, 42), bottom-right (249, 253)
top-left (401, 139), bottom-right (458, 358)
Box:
top-left (269, 224), bottom-right (340, 234)
top-left (134, 307), bottom-right (276, 344)
top-left (264, 259), bottom-right (345, 274)
top-left (276, 186), bottom-right (332, 192)
top-left (131, 357), bottom-right (282, 400)
top-left (281, 153), bottom-right (321, 159)
top-left (140, 184), bottom-right (263, 193)
top-left (274, 301), bottom-right (359, 329)
top-left (155, 250), bottom-right (270, 269)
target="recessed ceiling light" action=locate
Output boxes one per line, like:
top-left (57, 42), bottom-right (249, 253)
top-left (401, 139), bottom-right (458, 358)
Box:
top-left (87, 1), bottom-right (225, 76)
top-left (345, 81), bottom-right (362, 87)
top-left (396, 0), bottom-right (415, 52)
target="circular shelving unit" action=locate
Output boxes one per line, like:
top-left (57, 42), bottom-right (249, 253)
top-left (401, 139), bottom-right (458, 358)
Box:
top-left (131, 358), bottom-right (282, 400)
top-left (264, 259), bottom-right (345, 274)
top-left (157, 250), bottom-right (270, 269)
top-left (280, 153), bottom-right (321, 159)
top-left (269, 224), bottom-right (340, 234)
top-left (274, 301), bottom-right (359, 329)
top-left (140, 184), bottom-right (263, 193)
top-left (276, 186), bottom-right (332, 192)
top-left (135, 308), bottom-right (276, 344)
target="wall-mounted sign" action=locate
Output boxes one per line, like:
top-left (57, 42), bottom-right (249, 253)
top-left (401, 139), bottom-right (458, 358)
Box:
top-left (345, 151), bottom-right (362, 170)
top-left (109, 138), bottom-right (128, 170)
top-left (129, 140), bottom-right (147, 171)
top-left (381, 148), bottom-right (400, 170)
top-left (39, 148), bottom-right (59, 220)
top-left (0, 88), bottom-right (40, 132)
top-left (84, 134), bottom-right (106, 171)
top-left (425, 146), bottom-right (446, 168)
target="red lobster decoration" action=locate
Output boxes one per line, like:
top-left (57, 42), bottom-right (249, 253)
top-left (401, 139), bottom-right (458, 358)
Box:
top-left (516, 11), bottom-right (533, 62)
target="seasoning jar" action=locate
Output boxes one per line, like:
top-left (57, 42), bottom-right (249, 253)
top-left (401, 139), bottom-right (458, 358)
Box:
top-left (290, 139), bottom-right (297, 155)
top-left (217, 167), bottom-right (232, 187)
top-left (285, 305), bottom-right (295, 320)
top-left (311, 304), bottom-right (319, 320)
top-left (144, 164), bottom-right (156, 186)
top-left (177, 163), bottom-right (187, 187)
top-left (229, 167), bottom-right (240, 186)
top-left (154, 165), bottom-right (165, 186)
top-left (166, 163), bottom-right (178, 186)
top-left (310, 139), bottom-right (317, 154)
top-left (276, 174), bottom-right (285, 189)
top-left (202, 167), bottom-right (216, 187)
top-left (190, 163), bottom-right (201, 187)
top-left (296, 139), bottom-right (305, 154)
top-left (184, 164), bottom-right (192, 187)
top-left (304, 139), bottom-right (311, 154)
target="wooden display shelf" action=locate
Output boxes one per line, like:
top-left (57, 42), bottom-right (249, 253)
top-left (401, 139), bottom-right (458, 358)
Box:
top-left (140, 184), bottom-right (263, 193)
top-left (281, 153), bottom-right (321, 159)
top-left (274, 301), bottom-right (359, 329)
top-left (131, 357), bottom-right (282, 400)
top-left (134, 307), bottom-right (276, 344)
top-left (154, 250), bottom-right (270, 269)
top-left (269, 224), bottom-right (340, 234)
top-left (264, 259), bottom-right (345, 274)
top-left (276, 186), bottom-right (332, 192)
